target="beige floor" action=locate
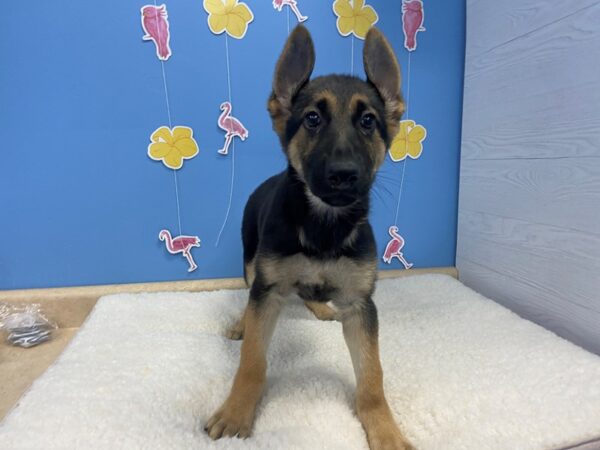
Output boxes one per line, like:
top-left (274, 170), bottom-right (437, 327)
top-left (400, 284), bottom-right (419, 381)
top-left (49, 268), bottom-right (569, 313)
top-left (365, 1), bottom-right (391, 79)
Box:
top-left (0, 268), bottom-right (456, 422)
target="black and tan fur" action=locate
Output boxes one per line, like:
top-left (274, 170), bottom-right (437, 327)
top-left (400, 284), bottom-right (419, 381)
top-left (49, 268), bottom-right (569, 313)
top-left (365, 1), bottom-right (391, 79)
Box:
top-left (205, 26), bottom-right (413, 450)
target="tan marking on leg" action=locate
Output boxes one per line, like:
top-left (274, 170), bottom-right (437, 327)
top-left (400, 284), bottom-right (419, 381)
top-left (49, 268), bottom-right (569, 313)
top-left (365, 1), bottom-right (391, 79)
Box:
top-left (304, 300), bottom-right (337, 321)
top-left (342, 306), bottom-right (414, 450)
top-left (244, 258), bottom-right (256, 288)
top-left (206, 296), bottom-right (282, 440)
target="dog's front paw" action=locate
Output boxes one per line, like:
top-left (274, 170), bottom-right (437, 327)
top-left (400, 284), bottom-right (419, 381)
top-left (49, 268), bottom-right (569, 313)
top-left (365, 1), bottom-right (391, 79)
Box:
top-left (204, 405), bottom-right (253, 440)
top-left (366, 424), bottom-right (415, 450)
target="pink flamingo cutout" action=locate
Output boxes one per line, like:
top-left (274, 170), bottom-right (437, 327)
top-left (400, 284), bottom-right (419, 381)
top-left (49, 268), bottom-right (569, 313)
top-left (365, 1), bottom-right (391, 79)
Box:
top-left (382, 226), bottom-right (413, 269)
top-left (272, 0), bottom-right (308, 23)
top-left (402, 0), bottom-right (425, 52)
top-left (141, 4), bottom-right (172, 61)
top-left (159, 229), bottom-right (200, 272)
top-left (217, 101), bottom-right (249, 155)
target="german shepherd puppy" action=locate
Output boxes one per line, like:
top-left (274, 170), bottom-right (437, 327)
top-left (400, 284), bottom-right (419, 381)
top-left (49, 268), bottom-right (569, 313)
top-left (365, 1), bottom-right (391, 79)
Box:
top-left (205, 26), bottom-right (413, 450)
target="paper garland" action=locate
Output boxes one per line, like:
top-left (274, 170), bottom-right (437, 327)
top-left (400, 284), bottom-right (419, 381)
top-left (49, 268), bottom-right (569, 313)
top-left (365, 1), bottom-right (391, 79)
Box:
top-left (217, 101), bottom-right (249, 155)
top-left (388, 120), bottom-right (426, 162)
top-left (141, 4), bottom-right (202, 272)
top-left (273, 0), bottom-right (308, 23)
top-left (137, 1), bottom-right (427, 267)
top-left (402, 0), bottom-right (425, 52)
top-left (159, 230), bottom-right (201, 272)
top-left (382, 2), bottom-right (427, 269)
top-left (203, 0), bottom-right (254, 39)
top-left (141, 4), bottom-right (172, 61)
top-left (203, 2), bottom-right (252, 246)
top-left (148, 126), bottom-right (200, 169)
top-left (332, 0), bottom-right (378, 40)
top-left (382, 226), bottom-right (413, 269)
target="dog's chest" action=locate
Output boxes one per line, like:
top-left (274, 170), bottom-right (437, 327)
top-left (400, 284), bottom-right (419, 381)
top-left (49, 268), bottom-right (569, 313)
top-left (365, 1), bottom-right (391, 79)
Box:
top-left (261, 253), bottom-right (376, 303)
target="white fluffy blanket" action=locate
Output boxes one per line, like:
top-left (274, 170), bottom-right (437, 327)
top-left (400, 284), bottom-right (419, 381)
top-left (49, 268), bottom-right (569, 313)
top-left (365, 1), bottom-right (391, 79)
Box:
top-left (1, 275), bottom-right (599, 449)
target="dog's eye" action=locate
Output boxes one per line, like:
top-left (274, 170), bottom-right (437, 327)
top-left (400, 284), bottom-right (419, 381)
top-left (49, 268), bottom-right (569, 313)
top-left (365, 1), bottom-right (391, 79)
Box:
top-left (304, 111), bottom-right (321, 129)
top-left (360, 113), bottom-right (376, 131)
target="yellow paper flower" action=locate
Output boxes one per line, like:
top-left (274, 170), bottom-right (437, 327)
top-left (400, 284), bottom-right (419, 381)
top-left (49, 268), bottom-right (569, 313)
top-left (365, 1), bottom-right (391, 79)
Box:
top-left (388, 120), bottom-right (427, 162)
top-left (204, 0), bottom-right (254, 39)
top-left (148, 126), bottom-right (199, 170)
top-left (333, 0), bottom-right (378, 39)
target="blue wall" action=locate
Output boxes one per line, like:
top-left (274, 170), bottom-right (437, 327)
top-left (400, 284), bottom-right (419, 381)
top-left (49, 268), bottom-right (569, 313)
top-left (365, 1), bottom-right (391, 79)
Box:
top-left (0, 1), bottom-right (465, 289)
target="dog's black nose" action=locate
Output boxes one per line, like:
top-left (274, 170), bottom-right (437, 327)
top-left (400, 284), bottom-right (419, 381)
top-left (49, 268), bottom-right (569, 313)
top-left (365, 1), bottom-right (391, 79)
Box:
top-left (327, 161), bottom-right (359, 190)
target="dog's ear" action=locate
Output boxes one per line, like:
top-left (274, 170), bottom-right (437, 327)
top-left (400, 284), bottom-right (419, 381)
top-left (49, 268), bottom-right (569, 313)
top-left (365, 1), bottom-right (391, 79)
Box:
top-left (363, 28), bottom-right (404, 139)
top-left (268, 25), bottom-right (315, 140)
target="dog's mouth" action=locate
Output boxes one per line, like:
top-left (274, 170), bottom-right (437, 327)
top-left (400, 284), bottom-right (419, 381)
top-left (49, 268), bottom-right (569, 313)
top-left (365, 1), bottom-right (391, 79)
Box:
top-left (319, 192), bottom-right (357, 207)
top-left (304, 185), bottom-right (359, 209)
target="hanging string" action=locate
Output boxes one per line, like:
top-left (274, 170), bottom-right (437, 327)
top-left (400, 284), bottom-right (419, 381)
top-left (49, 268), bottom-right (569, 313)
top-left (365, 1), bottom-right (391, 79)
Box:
top-left (393, 51), bottom-right (412, 226)
top-left (286, 6), bottom-right (290, 34)
top-left (161, 62), bottom-right (183, 237)
top-left (159, 59), bottom-right (173, 128)
top-left (215, 34), bottom-right (235, 246)
top-left (173, 170), bottom-right (183, 236)
top-left (350, 35), bottom-right (355, 76)
top-left (153, 0), bottom-right (182, 236)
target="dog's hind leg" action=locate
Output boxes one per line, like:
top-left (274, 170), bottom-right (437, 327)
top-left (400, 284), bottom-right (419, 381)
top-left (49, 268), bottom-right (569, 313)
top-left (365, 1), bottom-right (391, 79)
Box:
top-left (342, 298), bottom-right (414, 450)
top-left (304, 300), bottom-right (337, 321)
top-left (206, 285), bottom-right (282, 440)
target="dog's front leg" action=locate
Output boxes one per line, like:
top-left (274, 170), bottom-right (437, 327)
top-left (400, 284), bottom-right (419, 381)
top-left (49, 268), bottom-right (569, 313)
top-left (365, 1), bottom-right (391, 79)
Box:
top-left (342, 298), bottom-right (414, 450)
top-left (205, 285), bottom-right (282, 439)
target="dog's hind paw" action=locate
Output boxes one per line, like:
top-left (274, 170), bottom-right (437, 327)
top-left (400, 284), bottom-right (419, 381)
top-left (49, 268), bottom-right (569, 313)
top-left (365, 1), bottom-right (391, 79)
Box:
top-left (304, 301), bottom-right (338, 321)
top-left (225, 318), bottom-right (245, 340)
top-left (225, 327), bottom-right (244, 340)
